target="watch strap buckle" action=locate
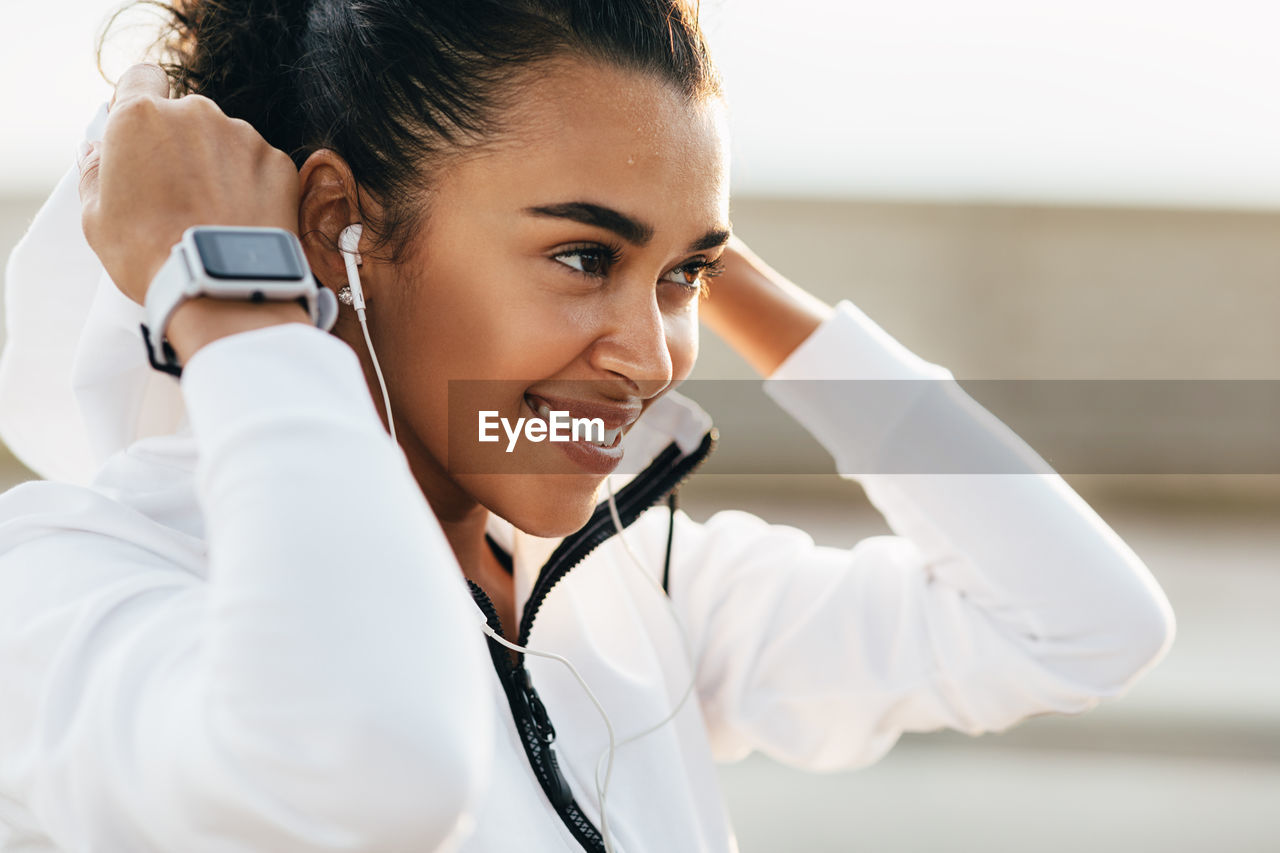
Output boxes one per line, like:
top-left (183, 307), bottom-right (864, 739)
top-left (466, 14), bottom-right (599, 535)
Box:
top-left (140, 323), bottom-right (184, 377)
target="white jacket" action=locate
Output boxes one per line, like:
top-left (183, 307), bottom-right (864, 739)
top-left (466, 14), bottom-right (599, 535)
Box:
top-left (0, 111), bottom-right (1175, 852)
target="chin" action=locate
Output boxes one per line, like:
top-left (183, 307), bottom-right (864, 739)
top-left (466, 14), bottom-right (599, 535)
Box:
top-left (464, 472), bottom-right (603, 539)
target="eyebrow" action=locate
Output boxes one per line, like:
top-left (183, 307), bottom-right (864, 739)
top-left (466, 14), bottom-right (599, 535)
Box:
top-left (689, 227), bottom-right (732, 253)
top-left (524, 201), bottom-right (731, 253)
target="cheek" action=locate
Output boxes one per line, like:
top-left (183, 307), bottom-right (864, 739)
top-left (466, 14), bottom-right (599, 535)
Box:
top-left (667, 307), bottom-right (699, 383)
top-left (397, 258), bottom-right (570, 380)
top-left (485, 298), bottom-right (604, 379)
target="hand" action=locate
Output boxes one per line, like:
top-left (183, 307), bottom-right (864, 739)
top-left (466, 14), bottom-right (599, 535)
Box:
top-left (699, 235), bottom-right (834, 376)
top-left (77, 63), bottom-right (301, 306)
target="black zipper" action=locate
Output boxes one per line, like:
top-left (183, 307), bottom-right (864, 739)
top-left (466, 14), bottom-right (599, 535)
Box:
top-left (465, 429), bottom-right (716, 851)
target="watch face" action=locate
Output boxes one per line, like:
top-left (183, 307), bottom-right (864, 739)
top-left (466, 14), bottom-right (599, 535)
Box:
top-left (193, 229), bottom-right (307, 280)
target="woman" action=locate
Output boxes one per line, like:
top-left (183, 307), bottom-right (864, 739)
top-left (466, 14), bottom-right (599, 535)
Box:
top-left (0, 1), bottom-right (1174, 850)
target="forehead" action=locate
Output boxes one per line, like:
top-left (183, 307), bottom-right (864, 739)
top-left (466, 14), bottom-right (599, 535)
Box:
top-left (441, 58), bottom-right (730, 230)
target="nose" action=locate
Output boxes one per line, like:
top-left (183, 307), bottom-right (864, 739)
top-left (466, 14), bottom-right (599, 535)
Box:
top-left (589, 282), bottom-right (674, 400)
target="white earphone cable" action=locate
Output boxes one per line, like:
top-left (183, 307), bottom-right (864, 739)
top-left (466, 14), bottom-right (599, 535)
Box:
top-left (598, 479), bottom-right (700, 800)
top-left (355, 305), bottom-right (395, 444)
top-left (339, 224), bottom-right (395, 443)
top-left (477, 623), bottom-right (619, 853)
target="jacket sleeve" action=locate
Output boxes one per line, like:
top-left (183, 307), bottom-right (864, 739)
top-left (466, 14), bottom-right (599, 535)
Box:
top-left (665, 301), bottom-right (1175, 771)
top-left (0, 324), bottom-right (493, 851)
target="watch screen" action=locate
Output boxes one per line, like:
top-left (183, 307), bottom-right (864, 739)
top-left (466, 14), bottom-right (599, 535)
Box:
top-left (193, 229), bottom-right (306, 280)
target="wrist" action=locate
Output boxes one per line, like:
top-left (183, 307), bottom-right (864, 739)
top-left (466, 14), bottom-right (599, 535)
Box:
top-left (166, 297), bottom-right (312, 366)
top-left (702, 240), bottom-right (832, 377)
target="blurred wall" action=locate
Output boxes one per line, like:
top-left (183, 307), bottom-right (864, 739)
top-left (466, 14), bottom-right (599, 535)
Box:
top-left (3, 192), bottom-right (1279, 494)
top-left (721, 197), bottom-right (1280, 381)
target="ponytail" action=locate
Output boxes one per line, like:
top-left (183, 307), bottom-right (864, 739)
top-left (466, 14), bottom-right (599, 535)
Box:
top-left (160, 0), bottom-right (313, 158)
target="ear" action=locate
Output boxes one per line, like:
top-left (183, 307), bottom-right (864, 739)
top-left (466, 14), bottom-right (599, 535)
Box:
top-left (297, 150), bottom-right (379, 300)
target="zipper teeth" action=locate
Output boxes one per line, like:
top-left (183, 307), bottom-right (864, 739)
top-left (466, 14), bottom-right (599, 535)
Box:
top-left (468, 581), bottom-right (607, 851)
top-left (467, 580), bottom-right (511, 663)
top-left (516, 430), bottom-right (717, 648)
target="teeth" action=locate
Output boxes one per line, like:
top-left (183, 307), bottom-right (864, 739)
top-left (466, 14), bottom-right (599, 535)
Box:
top-left (526, 396), bottom-right (623, 449)
top-left (594, 426), bottom-right (622, 448)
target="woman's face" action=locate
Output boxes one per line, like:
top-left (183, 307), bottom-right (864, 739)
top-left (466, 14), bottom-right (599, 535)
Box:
top-left (368, 58), bottom-right (730, 537)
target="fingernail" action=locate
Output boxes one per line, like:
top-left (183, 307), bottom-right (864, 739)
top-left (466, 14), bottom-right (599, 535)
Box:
top-left (75, 140), bottom-right (95, 170)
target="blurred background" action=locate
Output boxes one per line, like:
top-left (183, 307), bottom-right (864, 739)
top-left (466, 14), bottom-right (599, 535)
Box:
top-left (2, 1), bottom-right (1277, 850)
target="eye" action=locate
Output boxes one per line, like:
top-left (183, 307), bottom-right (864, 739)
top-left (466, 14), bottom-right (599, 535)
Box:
top-left (662, 256), bottom-right (726, 293)
top-left (553, 244), bottom-right (622, 278)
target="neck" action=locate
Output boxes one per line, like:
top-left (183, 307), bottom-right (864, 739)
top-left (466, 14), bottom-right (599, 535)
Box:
top-left (393, 414), bottom-right (525, 642)
top-left (398, 430), bottom-right (492, 583)
top-left (331, 319), bottom-right (494, 581)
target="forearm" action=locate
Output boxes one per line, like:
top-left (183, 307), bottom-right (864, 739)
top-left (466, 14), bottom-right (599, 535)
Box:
top-left (178, 322), bottom-right (492, 842)
top-left (764, 303), bottom-right (1176, 693)
top-left (0, 323), bottom-right (492, 848)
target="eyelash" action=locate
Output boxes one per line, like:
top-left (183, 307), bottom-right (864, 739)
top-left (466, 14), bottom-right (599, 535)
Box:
top-left (552, 243), bottom-right (725, 295)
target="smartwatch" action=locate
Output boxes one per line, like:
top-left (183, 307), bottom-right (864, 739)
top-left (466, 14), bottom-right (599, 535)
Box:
top-left (141, 226), bottom-right (339, 377)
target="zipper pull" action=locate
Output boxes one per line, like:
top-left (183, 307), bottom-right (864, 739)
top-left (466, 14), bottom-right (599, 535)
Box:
top-left (514, 668), bottom-right (574, 809)
top-left (527, 683), bottom-right (557, 743)
top-left (514, 668), bottom-right (556, 743)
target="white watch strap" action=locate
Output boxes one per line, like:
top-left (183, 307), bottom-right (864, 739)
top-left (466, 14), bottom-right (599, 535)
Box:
top-left (313, 285), bottom-right (338, 332)
top-left (143, 243), bottom-right (193, 368)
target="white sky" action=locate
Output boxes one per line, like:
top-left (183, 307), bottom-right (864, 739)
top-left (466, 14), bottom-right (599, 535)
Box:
top-left (4, 0), bottom-right (1280, 206)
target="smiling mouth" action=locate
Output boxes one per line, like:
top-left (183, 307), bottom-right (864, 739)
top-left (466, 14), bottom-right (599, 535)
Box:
top-left (523, 394), bottom-right (627, 450)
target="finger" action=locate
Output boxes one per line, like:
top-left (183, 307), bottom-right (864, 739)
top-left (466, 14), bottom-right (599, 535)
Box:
top-left (77, 141), bottom-right (101, 204)
top-left (75, 139), bottom-right (95, 172)
top-left (111, 63), bottom-right (170, 110)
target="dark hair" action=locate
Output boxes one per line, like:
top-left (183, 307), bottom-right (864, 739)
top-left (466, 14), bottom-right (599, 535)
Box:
top-left (101, 0), bottom-right (721, 262)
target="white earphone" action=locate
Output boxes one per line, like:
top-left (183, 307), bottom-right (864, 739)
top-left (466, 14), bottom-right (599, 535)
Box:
top-left (338, 224), bottom-right (395, 442)
top-left (336, 221), bottom-right (694, 851)
top-left (338, 223), bottom-right (366, 310)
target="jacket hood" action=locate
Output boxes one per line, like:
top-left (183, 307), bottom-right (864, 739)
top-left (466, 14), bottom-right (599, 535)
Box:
top-left (1, 104), bottom-right (188, 486)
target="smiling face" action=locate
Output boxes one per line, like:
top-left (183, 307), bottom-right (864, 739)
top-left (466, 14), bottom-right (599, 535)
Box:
top-left (348, 57), bottom-right (730, 537)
